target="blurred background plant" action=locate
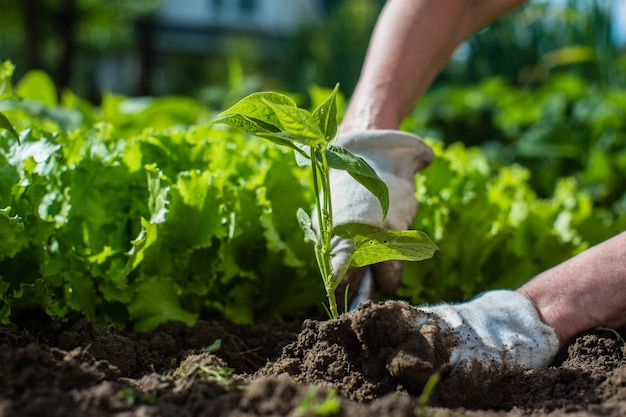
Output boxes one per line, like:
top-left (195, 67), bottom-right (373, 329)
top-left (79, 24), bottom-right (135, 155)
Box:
top-left (441, 0), bottom-right (626, 89)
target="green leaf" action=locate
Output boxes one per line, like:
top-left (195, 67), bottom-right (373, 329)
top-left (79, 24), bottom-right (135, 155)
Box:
top-left (16, 279), bottom-right (68, 320)
top-left (0, 60), bottom-right (15, 92)
top-left (167, 169), bottom-right (228, 249)
top-left (215, 91), bottom-right (325, 146)
top-left (0, 302), bottom-right (11, 325)
top-left (145, 164), bottom-right (170, 224)
top-left (312, 83), bottom-right (339, 142)
top-left (128, 276), bottom-right (198, 331)
top-left (296, 207), bottom-right (318, 243)
top-left (293, 143), bottom-right (312, 167)
top-left (0, 112), bottom-right (20, 144)
top-left (15, 70), bottom-right (58, 105)
top-left (217, 91), bottom-right (297, 132)
top-left (0, 207), bottom-right (24, 261)
top-left (64, 272), bottom-right (98, 321)
top-left (263, 100), bottom-right (325, 145)
top-left (124, 217), bottom-right (158, 274)
top-left (334, 222), bottom-right (438, 267)
top-left (210, 113), bottom-right (280, 136)
top-left (325, 145), bottom-right (389, 217)
top-left (256, 132), bottom-right (313, 156)
top-left (212, 114), bottom-right (308, 156)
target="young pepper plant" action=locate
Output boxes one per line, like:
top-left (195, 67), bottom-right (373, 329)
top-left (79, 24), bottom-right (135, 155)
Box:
top-left (211, 84), bottom-right (438, 318)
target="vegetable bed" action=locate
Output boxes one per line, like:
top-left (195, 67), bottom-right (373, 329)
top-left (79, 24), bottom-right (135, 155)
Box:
top-left (2, 65), bottom-right (626, 416)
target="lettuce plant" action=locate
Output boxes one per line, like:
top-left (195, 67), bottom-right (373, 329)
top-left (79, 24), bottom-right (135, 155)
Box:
top-left (212, 85), bottom-right (438, 317)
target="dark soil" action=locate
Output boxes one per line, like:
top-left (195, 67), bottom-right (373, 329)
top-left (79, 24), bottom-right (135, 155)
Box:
top-left (1, 300), bottom-right (626, 417)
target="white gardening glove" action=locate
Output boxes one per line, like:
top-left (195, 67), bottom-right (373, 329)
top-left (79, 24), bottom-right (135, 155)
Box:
top-left (351, 290), bottom-right (560, 391)
top-left (321, 130), bottom-right (434, 311)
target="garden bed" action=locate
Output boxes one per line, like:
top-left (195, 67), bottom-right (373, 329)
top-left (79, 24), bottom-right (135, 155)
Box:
top-left (1, 300), bottom-right (625, 417)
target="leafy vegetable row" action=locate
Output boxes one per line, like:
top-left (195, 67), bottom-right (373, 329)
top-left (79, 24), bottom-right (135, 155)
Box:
top-left (1, 63), bottom-right (624, 329)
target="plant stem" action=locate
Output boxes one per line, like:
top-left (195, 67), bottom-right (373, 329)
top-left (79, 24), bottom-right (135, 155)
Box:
top-left (311, 145), bottom-right (339, 318)
top-left (326, 284), bottom-right (339, 318)
top-left (319, 148), bottom-right (340, 317)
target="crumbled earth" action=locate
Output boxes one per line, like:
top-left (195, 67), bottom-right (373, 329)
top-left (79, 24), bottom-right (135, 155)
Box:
top-left (1, 301), bottom-right (625, 417)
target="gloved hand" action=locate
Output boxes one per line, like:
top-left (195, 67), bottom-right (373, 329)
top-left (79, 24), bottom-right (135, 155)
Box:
top-left (322, 130), bottom-right (434, 311)
top-left (351, 290), bottom-right (561, 392)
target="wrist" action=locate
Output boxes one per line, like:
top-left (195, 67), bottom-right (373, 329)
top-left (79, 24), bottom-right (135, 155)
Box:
top-left (339, 116), bottom-right (400, 133)
top-left (340, 91), bottom-right (404, 133)
top-left (517, 231), bottom-right (626, 348)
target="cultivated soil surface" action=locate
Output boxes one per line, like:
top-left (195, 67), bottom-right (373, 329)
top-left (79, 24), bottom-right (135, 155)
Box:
top-left (2, 300), bottom-right (626, 417)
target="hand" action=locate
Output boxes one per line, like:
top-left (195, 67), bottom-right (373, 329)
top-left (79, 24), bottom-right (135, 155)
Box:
top-left (322, 130), bottom-right (434, 311)
top-left (350, 290), bottom-right (560, 392)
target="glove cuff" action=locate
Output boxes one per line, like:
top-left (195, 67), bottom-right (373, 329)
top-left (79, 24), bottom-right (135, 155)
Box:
top-left (335, 130), bottom-right (434, 178)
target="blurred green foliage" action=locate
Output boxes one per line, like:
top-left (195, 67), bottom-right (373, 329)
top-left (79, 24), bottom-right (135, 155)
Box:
top-left (404, 74), bottom-right (626, 210)
top-left (401, 139), bottom-right (626, 305)
top-left (440, 0), bottom-right (625, 89)
top-left (1, 0), bottom-right (622, 102)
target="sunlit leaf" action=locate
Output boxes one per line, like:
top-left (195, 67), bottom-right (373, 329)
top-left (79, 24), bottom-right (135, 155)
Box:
top-left (263, 100), bottom-right (325, 145)
top-left (217, 91), bottom-right (297, 132)
top-left (312, 83), bottom-right (339, 142)
top-left (212, 114), bottom-right (307, 156)
top-left (124, 217), bottom-right (158, 274)
top-left (334, 222), bottom-right (438, 267)
top-left (15, 70), bottom-right (57, 105)
top-left (210, 113), bottom-right (278, 135)
top-left (145, 164), bottom-right (170, 225)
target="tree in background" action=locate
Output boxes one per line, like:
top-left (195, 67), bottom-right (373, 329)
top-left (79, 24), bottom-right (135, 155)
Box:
top-left (0, 0), bottom-right (160, 100)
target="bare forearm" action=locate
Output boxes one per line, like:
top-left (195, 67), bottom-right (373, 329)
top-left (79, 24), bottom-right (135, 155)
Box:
top-left (341, 0), bottom-right (528, 132)
top-left (518, 231), bottom-right (626, 347)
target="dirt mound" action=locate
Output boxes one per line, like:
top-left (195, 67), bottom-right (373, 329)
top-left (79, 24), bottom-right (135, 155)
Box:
top-left (1, 300), bottom-right (625, 416)
top-left (260, 300), bottom-right (626, 414)
top-left (259, 300), bottom-right (454, 401)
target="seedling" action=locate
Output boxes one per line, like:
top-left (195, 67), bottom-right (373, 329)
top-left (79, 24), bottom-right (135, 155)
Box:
top-left (416, 372), bottom-right (440, 414)
top-left (211, 84), bottom-right (438, 317)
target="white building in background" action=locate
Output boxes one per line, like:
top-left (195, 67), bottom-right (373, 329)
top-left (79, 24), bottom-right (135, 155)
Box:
top-left (149, 0), bottom-right (325, 54)
top-left (159, 0), bottom-right (323, 36)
